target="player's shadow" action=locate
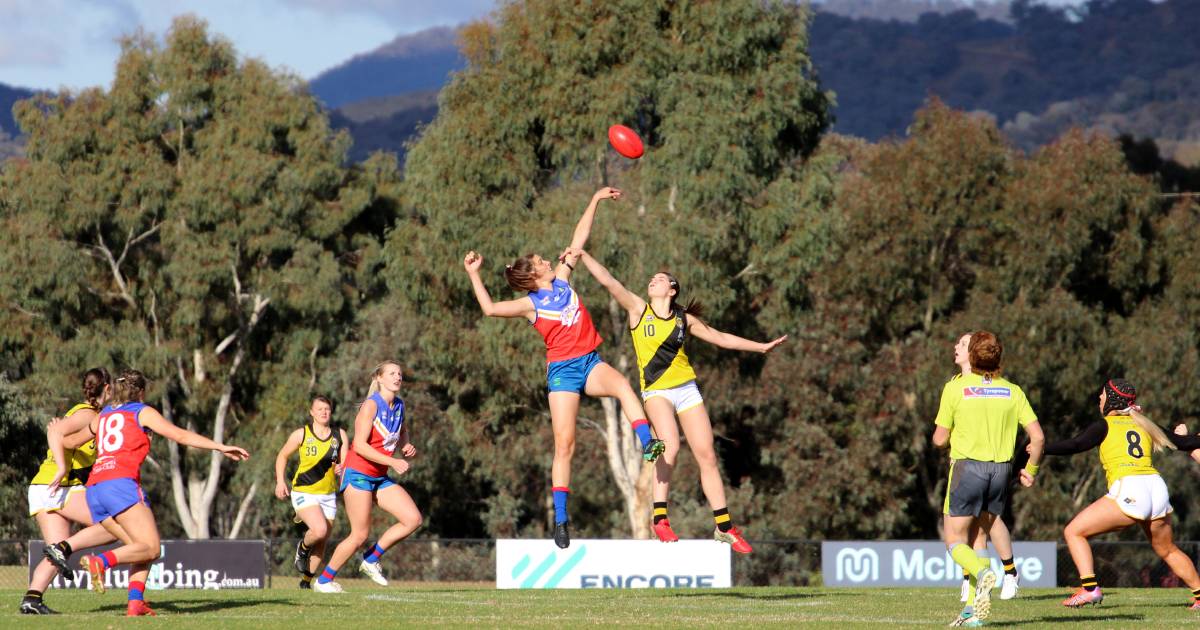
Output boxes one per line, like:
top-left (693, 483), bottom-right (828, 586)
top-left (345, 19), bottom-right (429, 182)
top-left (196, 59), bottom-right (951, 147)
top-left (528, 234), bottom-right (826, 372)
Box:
top-left (1016, 593), bottom-right (1074, 601)
top-left (672, 591), bottom-right (850, 601)
top-left (95, 597), bottom-right (291, 614)
top-left (986, 613), bottom-right (1143, 627)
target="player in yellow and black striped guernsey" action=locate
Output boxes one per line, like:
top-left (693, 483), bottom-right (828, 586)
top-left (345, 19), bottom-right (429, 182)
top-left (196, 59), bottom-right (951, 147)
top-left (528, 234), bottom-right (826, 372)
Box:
top-left (274, 396), bottom-right (348, 589)
top-left (576, 249), bottom-right (786, 554)
top-left (24, 368), bottom-right (122, 615)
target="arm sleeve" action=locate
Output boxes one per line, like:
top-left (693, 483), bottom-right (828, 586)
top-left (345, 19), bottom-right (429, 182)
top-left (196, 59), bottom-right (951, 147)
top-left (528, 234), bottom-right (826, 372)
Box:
top-left (1016, 388), bottom-right (1037, 427)
top-left (933, 382), bottom-right (957, 430)
top-left (1044, 420), bottom-right (1108, 456)
top-left (1165, 428), bottom-right (1200, 451)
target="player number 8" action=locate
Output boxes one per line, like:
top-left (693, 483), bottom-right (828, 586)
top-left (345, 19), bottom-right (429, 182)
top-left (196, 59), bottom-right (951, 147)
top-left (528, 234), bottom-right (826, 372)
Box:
top-left (100, 414), bottom-right (125, 454)
top-left (1125, 430), bottom-right (1144, 458)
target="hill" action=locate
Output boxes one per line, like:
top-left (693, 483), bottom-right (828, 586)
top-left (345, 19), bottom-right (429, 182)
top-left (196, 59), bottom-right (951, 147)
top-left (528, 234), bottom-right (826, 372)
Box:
top-left (308, 26), bottom-right (463, 110)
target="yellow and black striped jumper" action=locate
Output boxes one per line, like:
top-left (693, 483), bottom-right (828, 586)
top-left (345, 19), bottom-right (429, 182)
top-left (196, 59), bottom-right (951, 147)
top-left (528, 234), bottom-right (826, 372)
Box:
top-left (630, 304), bottom-right (697, 393)
top-left (28, 402), bottom-right (98, 511)
top-left (292, 423), bottom-right (340, 496)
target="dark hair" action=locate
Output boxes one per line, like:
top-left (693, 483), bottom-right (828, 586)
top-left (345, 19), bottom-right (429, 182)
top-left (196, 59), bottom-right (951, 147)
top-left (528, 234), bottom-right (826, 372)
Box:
top-left (110, 369), bottom-right (147, 405)
top-left (82, 367), bottom-right (111, 408)
top-left (1103, 378), bottom-right (1137, 415)
top-left (661, 271), bottom-right (703, 318)
top-left (968, 331), bottom-right (1002, 377)
top-left (311, 395), bottom-right (333, 410)
top-left (504, 254), bottom-right (540, 293)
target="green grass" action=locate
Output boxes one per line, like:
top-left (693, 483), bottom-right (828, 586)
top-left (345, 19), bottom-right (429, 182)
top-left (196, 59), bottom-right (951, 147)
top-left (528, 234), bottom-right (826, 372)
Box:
top-left (2, 581), bottom-right (1197, 628)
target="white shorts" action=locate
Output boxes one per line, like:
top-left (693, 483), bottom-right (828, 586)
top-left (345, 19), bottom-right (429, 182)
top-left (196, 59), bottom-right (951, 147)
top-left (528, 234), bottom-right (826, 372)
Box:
top-left (642, 381), bottom-right (704, 413)
top-left (1106, 474), bottom-right (1172, 521)
top-left (291, 491), bottom-right (337, 521)
top-left (28, 484), bottom-right (86, 516)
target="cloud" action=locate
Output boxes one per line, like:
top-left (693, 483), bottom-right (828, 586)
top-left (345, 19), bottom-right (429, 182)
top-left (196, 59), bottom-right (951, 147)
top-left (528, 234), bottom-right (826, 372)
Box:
top-left (279, 0), bottom-right (495, 28)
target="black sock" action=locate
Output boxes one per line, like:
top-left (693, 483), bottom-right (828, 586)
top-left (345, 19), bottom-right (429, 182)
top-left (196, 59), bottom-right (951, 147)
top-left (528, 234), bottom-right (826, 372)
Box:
top-left (653, 502), bottom-right (668, 525)
top-left (713, 507), bottom-right (732, 533)
top-left (23, 590), bottom-right (42, 602)
top-left (1081, 574), bottom-right (1098, 592)
top-left (55, 540), bottom-right (73, 557)
top-left (1191, 587), bottom-right (1200, 602)
top-left (1001, 556), bottom-right (1016, 577)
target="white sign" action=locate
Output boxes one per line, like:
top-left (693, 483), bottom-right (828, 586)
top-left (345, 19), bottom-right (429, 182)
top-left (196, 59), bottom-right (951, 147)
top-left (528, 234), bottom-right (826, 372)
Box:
top-left (822, 541), bottom-right (1056, 587)
top-left (496, 539), bottom-right (731, 589)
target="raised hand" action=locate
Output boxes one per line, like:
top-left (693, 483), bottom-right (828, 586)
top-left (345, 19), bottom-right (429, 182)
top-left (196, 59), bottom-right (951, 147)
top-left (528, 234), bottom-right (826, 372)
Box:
top-left (593, 187), bottom-right (622, 201)
top-left (464, 250), bottom-right (483, 273)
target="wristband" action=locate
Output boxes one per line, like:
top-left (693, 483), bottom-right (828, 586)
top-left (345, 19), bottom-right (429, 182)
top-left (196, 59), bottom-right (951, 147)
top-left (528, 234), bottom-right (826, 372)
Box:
top-left (1024, 464), bottom-right (1039, 477)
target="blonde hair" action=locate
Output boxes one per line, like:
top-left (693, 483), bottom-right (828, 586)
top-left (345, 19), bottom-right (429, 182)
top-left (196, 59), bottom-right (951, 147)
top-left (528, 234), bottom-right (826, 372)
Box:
top-left (367, 361), bottom-right (402, 397)
top-left (1129, 408), bottom-right (1177, 453)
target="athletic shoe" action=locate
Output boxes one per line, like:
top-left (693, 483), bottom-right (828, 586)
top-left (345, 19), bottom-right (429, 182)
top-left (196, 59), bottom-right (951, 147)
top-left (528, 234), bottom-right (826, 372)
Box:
top-left (643, 439), bottom-right (666, 462)
top-left (299, 579), bottom-right (312, 590)
top-left (42, 542), bottom-right (72, 579)
top-left (1188, 599), bottom-right (1200, 611)
top-left (959, 578), bottom-right (971, 603)
top-left (80, 555), bottom-right (106, 594)
top-left (972, 568), bottom-right (997, 620)
top-left (18, 599), bottom-right (58, 615)
top-left (653, 519), bottom-right (679, 543)
top-left (714, 527), bottom-right (753, 554)
top-left (293, 539), bottom-right (310, 574)
top-left (358, 560), bottom-right (388, 586)
top-left (126, 600), bottom-right (156, 617)
top-left (554, 522), bottom-right (571, 549)
top-left (1062, 586), bottom-right (1103, 608)
top-left (312, 580), bottom-right (344, 593)
top-left (948, 610), bottom-right (983, 627)
top-left (1000, 573), bottom-right (1020, 600)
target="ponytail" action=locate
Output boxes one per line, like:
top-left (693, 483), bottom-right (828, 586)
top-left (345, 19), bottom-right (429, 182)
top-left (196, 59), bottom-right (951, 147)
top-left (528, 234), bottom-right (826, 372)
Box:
top-left (81, 367), bottom-right (111, 408)
top-left (662, 271), bottom-right (703, 319)
top-left (504, 254), bottom-right (540, 293)
top-left (1129, 408), bottom-right (1177, 453)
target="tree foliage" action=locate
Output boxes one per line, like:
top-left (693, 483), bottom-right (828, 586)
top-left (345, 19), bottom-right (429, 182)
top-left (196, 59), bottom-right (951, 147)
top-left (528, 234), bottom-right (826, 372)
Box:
top-left (0, 16), bottom-right (400, 538)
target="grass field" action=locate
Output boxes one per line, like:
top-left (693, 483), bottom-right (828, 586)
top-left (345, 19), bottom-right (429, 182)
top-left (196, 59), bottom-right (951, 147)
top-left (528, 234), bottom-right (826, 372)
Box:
top-left (3, 580), bottom-right (1198, 628)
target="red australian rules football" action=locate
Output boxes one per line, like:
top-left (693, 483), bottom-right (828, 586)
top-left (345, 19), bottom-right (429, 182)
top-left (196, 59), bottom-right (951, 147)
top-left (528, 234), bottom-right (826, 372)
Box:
top-left (608, 124), bottom-right (644, 159)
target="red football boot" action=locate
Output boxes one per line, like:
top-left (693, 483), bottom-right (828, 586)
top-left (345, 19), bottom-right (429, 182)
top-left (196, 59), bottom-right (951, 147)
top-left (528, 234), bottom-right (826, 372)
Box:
top-left (653, 519), bottom-right (679, 543)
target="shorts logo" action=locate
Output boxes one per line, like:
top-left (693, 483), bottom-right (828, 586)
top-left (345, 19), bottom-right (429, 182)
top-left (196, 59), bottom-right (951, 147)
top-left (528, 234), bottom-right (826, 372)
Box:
top-left (963, 387), bottom-right (1011, 398)
top-left (1124, 497), bottom-right (1135, 504)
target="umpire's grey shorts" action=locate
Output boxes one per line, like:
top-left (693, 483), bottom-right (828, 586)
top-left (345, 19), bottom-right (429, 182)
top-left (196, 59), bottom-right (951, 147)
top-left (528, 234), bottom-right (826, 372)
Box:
top-left (944, 459), bottom-right (1011, 517)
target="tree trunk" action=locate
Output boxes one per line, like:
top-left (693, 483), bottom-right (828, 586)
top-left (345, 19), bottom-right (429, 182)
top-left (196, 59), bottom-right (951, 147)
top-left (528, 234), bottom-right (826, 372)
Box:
top-left (600, 353), bottom-right (653, 540)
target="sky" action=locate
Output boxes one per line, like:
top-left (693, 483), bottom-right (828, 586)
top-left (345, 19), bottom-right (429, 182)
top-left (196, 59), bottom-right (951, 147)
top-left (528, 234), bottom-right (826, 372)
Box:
top-left (0, 0), bottom-right (496, 91)
top-left (0, 0), bottom-right (1089, 92)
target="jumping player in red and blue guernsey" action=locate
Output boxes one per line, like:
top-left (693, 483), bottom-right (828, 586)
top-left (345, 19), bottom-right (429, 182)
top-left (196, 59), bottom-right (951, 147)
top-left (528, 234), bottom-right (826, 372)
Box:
top-left (463, 186), bottom-right (666, 549)
top-left (313, 361), bottom-right (420, 593)
top-left (46, 370), bottom-right (249, 617)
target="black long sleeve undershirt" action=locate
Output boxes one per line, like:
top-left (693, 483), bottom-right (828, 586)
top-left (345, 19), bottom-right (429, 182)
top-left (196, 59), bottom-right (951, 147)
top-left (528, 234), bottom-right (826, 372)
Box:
top-left (1044, 419), bottom-right (1200, 456)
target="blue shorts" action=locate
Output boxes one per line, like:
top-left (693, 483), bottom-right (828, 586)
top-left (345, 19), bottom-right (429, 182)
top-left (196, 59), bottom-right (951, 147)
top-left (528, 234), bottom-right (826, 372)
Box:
top-left (86, 478), bottom-right (148, 523)
top-left (340, 468), bottom-right (396, 494)
top-left (547, 351), bottom-right (603, 394)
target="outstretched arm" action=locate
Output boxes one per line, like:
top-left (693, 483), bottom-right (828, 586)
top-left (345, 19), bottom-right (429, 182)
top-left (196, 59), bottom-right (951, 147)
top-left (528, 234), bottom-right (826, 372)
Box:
top-left (687, 315), bottom-right (787, 354)
top-left (556, 187), bottom-right (622, 281)
top-left (139, 407), bottom-right (250, 460)
top-left (576, 250), bottom-right (644, 320)
top-left (463, 251), bottom-right (535, 319)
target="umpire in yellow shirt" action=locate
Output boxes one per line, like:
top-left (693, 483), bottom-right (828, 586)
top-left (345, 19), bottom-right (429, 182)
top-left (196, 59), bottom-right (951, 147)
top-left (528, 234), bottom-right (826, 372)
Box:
top-left (932, 330), bottom-right (1044, 625)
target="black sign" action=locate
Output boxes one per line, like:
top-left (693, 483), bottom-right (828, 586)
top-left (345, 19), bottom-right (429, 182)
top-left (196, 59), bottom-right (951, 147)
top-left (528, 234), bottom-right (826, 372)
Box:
top-left (29, 539), bottom-right (266, 590)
